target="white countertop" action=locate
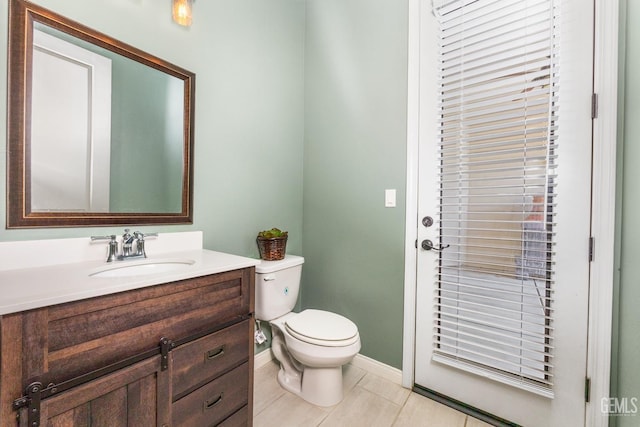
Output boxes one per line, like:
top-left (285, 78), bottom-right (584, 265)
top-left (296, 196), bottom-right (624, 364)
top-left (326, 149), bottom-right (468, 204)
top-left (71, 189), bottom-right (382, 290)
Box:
top-left (0, 232), bottom-right (260, 315)
top-left (0, 249), bottom-right (259, 315)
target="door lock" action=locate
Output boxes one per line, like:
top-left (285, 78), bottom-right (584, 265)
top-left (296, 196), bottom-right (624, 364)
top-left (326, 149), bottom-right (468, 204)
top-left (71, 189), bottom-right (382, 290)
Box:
top-left (422, 216), bottom-right (434, 227)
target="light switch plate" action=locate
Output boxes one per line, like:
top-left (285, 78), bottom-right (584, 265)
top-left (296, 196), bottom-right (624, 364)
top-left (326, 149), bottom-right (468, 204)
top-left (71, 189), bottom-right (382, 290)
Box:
top-left (385, 189), bottom-right (396, 207)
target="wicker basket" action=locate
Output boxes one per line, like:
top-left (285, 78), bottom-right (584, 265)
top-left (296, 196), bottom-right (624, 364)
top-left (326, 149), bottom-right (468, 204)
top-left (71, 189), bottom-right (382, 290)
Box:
top-left (256, 236), bottom-right (288, 261)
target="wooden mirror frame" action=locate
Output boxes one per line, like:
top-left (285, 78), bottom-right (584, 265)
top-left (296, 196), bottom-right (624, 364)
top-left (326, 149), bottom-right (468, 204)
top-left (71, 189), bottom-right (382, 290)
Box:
top-left (6, 0), bottom-right (195, 228)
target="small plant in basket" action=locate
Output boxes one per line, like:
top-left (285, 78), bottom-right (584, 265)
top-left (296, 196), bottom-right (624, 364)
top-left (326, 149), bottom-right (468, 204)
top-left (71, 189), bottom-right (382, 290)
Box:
top-left (256, 228), bottom-right (288, 261)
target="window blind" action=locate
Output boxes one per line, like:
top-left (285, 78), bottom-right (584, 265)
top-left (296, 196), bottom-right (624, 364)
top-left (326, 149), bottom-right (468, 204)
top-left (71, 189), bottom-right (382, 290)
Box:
top-left (432, 0), bottom-right (558, 395)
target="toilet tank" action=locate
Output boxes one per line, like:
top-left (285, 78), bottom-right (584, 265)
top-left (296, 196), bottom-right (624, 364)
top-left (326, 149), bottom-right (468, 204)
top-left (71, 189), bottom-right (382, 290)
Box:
top-left (255, 255), bottom-right (304, 321)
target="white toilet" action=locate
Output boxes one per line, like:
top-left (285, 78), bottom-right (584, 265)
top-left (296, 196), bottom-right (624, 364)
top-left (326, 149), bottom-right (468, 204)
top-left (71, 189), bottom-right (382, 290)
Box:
top-left (255, 255), bottom-right (361, 407)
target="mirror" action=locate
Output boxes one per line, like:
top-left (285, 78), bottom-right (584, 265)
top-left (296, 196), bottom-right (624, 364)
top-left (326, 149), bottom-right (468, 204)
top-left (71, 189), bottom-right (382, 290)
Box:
top-left (7, 0), bottom-right (195, 227)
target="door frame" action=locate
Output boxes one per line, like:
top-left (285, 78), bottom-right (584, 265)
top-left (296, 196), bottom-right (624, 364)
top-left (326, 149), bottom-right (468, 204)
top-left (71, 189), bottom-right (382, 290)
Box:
top-left (401, 0), bottom-right (619, 425)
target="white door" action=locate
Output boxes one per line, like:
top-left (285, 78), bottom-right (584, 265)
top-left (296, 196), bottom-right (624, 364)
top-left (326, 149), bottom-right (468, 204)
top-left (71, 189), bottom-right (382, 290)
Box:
top-left (31, 29), bottom-right (112, 212)
top-left (414, 0), bottom-right (594, 425)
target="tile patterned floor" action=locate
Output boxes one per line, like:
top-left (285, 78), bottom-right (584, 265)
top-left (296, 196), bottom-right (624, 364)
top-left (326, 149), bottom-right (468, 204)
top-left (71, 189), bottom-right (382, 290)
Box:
top-left (253, 360), bottom-right (494, 427)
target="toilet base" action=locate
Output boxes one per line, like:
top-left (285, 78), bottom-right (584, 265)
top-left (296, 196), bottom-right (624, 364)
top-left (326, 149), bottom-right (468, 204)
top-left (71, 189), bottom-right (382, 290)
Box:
top-left (276, 364), bottom-right (301, 395)
top-left (300, 365), bottom-right (344, 407)
top-left (277, 365), bottom-right (344, 407)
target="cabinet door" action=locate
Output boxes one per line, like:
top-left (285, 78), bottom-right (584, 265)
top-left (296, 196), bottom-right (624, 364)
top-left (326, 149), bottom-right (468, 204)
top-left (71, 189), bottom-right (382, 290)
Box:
top-left (19, 356), bottom-right (170, 427)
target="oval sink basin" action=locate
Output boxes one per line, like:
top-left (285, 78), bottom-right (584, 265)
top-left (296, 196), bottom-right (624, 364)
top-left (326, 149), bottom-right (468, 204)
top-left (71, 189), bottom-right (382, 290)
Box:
top-left (90, 259), bottom-right (195, 278)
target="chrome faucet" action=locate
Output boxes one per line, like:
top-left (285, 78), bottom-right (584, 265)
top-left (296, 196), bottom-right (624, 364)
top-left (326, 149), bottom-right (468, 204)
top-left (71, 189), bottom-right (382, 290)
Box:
top-left (121, 229), bottom-right (136, 258)
top-left (133, 231), bottom-right (155, 258)
top-left (91, 229), bottom-right (158, 262)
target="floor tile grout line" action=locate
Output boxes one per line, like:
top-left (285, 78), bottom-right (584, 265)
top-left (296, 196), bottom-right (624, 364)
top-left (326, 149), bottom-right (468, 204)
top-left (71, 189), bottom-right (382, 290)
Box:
top-left (357, 372), bottom-right (413, 408)
top-left (389, 395), bottom-right (410, 427)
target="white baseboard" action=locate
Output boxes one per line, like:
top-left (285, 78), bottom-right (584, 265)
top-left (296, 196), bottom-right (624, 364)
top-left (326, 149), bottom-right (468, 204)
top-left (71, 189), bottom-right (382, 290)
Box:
top-left (350, 354), bottom-right (403, 385)
top-left (254, 350), bottom-right (403, 386)
top-left (254, 348), bottom-right (274, 370)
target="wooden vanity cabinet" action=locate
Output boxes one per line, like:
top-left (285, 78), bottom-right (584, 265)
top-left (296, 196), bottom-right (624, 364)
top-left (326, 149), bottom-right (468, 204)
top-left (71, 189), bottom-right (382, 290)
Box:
top-left (0, 267), bottom-right (255, 427)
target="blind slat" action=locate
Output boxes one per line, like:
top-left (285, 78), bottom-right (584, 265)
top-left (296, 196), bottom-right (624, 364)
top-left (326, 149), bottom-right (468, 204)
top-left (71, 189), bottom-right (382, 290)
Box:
top-left (440, 71), bottom-right (558, 103)
top-left (438, 278), bottom-right (554, 301)
top-left (434, 328), bottom-right (552, 365)
top-left (434, 304), bottom-right (556, 336)
top-left (441, 30), bottom-right (551, 66)
top-left (441, 5), bottom-right (553, 48)
top-left (439, 288), bottom-right (553, 312)
top-left (439, 0), bottom-right (549, 33)
top-left (437, 319), bottom-right (555, 350)
top-left (438, 112), bottom-right (560, 136)
top-left (433, 346), bottom-right (553, 384)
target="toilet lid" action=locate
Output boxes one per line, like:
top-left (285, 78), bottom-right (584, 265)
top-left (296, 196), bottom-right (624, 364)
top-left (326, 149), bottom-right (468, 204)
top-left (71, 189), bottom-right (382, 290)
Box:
top-left (285, 309), bottom-right (359, 346)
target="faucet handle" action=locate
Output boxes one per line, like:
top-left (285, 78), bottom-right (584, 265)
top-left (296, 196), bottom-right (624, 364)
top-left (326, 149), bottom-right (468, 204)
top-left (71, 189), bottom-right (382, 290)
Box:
top-left (133, 231), bottom-right (158, 240)
top-left (132, 231), bottom-right (158, 258)
top-left (90, 234), bottom-right (116, 242)
top-left (90, 235), bottom-right (118, 262)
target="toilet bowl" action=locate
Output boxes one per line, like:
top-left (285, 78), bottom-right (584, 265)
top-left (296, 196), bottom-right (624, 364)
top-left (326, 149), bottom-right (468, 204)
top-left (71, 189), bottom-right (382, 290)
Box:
top-left (255, 256), bottom-right (361, 407)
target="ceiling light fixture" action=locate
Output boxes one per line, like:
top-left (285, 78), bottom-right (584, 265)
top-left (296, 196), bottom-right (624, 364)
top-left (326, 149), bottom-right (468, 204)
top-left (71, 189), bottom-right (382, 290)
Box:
top-left (172, 0), bottom-right (193, 27)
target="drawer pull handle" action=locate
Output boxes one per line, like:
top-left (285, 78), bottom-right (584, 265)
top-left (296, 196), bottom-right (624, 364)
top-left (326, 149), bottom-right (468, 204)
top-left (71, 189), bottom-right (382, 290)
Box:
top-left (204, 392), bottom-right (224, 411)
top-left (206, 345), bottom-right (226, 361)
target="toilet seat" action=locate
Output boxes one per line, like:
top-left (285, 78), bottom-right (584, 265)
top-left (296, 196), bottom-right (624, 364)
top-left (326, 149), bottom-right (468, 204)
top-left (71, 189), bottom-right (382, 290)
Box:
top-left (285, 309), bottom-right (359, 347)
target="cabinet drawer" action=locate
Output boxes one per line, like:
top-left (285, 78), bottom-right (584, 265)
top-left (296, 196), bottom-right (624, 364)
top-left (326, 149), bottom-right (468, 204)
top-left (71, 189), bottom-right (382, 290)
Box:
top-left (218, 405), bottom-right (249, 427)
top-left (35, 268), bottom-right (252, 384)
top-left (172, 363), bottom-right (249, 427)
top-left (172, 320), bottom-right (250, 400)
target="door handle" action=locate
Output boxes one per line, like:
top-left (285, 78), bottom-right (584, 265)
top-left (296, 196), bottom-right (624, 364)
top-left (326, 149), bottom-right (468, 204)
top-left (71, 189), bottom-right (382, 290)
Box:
top-left (421, 239), bottom-right (450, 252)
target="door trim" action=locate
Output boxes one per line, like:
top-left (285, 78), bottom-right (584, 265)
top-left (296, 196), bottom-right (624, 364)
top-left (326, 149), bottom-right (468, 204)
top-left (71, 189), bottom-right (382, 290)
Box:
top-left (586, 0), bottom-right (619, 424)
top-left (401, 0), bottom-right (421, 390)
top-left (402, 0), bottom-right (618, 424)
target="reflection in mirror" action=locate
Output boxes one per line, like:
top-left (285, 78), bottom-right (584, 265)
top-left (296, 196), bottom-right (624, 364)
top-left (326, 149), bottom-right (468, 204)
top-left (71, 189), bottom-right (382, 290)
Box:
top-left (31, 27), bottom-right (113, 212)
top-left (7, 0), bottom-right (195, 227)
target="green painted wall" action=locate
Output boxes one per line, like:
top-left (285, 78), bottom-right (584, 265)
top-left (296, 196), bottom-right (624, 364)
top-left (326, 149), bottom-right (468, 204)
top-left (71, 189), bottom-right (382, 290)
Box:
top-left (302, 0), bottom-right (408, 369)
top-left (613, 0), bottom-right (640, 424)
top-left (0, 0), bottom-right (305, 258)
